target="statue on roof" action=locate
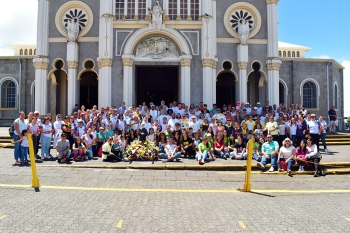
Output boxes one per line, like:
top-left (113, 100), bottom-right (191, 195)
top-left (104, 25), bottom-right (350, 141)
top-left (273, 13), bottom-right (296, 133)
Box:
top-left (238, 19), bottom-right (250, 45)
top-left (151, 1), bottom-right (164, 31)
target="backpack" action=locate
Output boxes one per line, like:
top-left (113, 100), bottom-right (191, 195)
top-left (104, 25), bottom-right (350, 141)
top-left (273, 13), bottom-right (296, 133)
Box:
top-left (9, 124), bottom-right (15, 137)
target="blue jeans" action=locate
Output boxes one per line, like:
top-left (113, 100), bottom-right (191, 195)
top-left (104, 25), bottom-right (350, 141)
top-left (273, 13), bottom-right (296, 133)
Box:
top-left (320, 133), bottom-right (327, 149)
top-left (21, 146), bottom-right (28, 163)
top-left (231, 152), bottom-right (243, 160)
top-left (195, 150), bottom-right (209, 161)
top-left (213, 150), bottom-right (229, 158)
top-left (57, 149), bottom-right (71, 159)
top-left (40, 136), bottom-right (51, 157)
top-left (260, 154), bottom-right (278, 167)
top-left (291, 135), bottom-right (296, 145)
top-left (278, 158), bottom-right (295, 171)
top-left (13, 134), bottom-right (21, 161)
top-left (242, 152), bottom-right (259, 160)
top-left (159, 152), bottom-right (181, 161)
top-left (87, 146), bottom-right (93, 158)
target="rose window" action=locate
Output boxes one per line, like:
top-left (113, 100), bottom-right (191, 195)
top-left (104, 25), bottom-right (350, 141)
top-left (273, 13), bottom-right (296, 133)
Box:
top-left (230, 10), bottom-right (255, 32)
top-left (62, 8), bottom-right (88, 31)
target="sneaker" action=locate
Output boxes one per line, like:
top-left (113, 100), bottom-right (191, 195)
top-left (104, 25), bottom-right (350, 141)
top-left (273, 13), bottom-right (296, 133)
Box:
top-left (257, 162), bottom-right (265, 169)
top-left (324, 149), bottom-right (328, 153)
top-left (278, 168), bottom-right (284, 172)
top-left (162, 159), bottom-right (168, 163)
top-left (287, 170), bottom-right (292, 176)
top-left (268, 166), bottom-right (274, 172)
top-left (41, 155), bottom-right (45, 160)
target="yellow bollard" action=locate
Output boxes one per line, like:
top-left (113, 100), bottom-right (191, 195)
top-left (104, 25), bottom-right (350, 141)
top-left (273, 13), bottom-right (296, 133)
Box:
top-left (243, 138), bottom-right (254, 192)
top-left (27, 134), bottom-right (40, 190)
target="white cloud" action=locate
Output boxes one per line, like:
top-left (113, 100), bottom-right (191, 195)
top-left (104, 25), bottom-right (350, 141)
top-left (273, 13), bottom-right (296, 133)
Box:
top-left (342, 60), bottom-right (350, 117)
top-left (0, 0), bottom-right (38, 55)
top-left (313, 55), bottom-right (332, 59)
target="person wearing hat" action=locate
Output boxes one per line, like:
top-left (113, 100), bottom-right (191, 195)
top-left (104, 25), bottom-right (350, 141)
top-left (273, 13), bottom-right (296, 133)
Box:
top-left (308, 114), bottom-right (321, 151)
top-left (257, 134), bottom-right (279, 172)
top-left (189, 115), bottom-right (200, 133)
top-left (277, 138), bottom-right (296, 176)
top-left (245, 103), bottom-right (252, 115)
top-left (102, 136), bottom-right (122, 162)
top-left (256, 102), bottom-right (262, 115)
top-left (75, 119), bottom-right (86, 138)
top-left (213, 108), bottom-right (226, 125)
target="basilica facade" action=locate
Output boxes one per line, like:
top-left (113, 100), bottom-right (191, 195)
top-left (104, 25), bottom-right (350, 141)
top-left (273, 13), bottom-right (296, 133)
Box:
top-left (0, 0), bottom-right (344, 126)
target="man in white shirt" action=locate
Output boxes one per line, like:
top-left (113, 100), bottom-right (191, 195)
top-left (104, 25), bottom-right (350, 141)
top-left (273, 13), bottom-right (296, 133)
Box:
top-left (150, 104), bottom-right (158, 121)
top-left (157, 109), bottom-right (169, 123)
top-left (176, 103), bottom-right (185, 116)
top-left (308, 114), bottom-right (321, 151)
top-left (167, 114), bottom-right (177, 131)
top-left (110, 109), bottom-right (119, 130)
top-left (256, 102), bottom-right (263, 116)
top-left (189, 116), bottom-right (200, 133)
top-left (212, 108), bottom-right (226, 125)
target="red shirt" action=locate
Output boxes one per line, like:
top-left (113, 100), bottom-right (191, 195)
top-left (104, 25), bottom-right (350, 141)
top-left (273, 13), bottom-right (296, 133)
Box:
top-left (214, 140), bottom-right (225, 152)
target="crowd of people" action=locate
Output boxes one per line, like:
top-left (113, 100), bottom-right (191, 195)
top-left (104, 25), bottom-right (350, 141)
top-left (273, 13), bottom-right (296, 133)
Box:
top-left (12, 100), bottom-right (337, 177)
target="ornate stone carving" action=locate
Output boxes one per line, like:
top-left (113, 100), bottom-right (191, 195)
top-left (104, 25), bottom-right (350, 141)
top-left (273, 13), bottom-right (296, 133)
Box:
top-left (180, 58), bottom-right (191, 67)
top-left (135, 37), bottom-right (179, 58)
top-left (122, 58), bottom-right (134, 67)
top-left (224, 3), bottom-right (261, 40)
top-left (99, 58), bottom-right (113, 67)
top-left (33, 60), bottom-right (49, 70)
top-left (202, 59), bottom-right (216, 68)
top-left (63, 9), bottom-right (87, 42)
top-left (67, 61), bottom-right (78, 69)
top-left (266, 0), bottom-right (279, 4)
top-left (55, 1), bottom-right (93, 38)
top-left (267, 62), bottom-right (281, 70)
top-left (238, 62), bottom-right (248, 70)
top-left (151, 1), bottom-right (164, 30)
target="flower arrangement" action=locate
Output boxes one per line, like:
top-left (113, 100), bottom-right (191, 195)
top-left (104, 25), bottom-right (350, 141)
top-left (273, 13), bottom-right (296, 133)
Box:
top-left (123, 139), bottom-right (159, 160)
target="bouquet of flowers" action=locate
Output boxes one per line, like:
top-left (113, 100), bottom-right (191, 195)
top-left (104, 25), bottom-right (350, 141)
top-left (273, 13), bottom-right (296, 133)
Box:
top-left (123, 139), bottom-right (159, 160)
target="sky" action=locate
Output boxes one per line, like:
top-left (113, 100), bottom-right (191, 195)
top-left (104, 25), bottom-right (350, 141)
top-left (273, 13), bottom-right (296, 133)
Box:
top-left (0, 0), bottom-right (349, 116)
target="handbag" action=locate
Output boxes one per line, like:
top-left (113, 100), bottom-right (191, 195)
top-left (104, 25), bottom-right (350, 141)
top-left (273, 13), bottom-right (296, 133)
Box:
top-left (279, 160), bottom-right (288, 170)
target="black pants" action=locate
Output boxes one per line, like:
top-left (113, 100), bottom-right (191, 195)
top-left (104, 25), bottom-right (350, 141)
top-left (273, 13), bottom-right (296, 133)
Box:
top-left (310, 134), bottom-right (320, 152)
top-left (103, 153), bottom-right (122, 162)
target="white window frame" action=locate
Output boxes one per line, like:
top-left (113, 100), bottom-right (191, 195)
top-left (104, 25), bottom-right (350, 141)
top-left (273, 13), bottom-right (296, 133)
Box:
top-left (0, 77), bottom-right (18, 109)
top-left (300, 78), bottom-right (320, 110)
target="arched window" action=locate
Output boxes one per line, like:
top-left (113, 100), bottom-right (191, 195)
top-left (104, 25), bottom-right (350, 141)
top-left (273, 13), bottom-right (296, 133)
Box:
top-left (278, 51), bottom-right (282, 57)
top-left (297, 51), bottom-right (300, 57)
top-left (29, 49), bottom-right (32, 55)
top-left (1, 79), bottom-right (17, 108)
top-left (283, 51), bottom-right (286, 57)
top-left (288, 51), bottom-right (291, 57)
top-left (168, 0), bottom-right (178, 20)
top-left (20, 49), bottom-right (23, 55)
top-left (303, 81), bottom-right (317, 108)
top-left (292, 51), bottom-right (295, 57)
top-left (25, 49), bottom-right (28, 55)
top-left (334, 83), bottom-right (338, 109)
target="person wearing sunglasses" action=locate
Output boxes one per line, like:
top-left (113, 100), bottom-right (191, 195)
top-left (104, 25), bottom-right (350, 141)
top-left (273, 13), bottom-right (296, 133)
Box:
top-left (257, 134), bottom-right (279, 172)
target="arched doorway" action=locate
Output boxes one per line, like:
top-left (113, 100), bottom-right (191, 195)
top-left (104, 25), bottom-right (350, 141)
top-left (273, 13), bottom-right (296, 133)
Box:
top-left (216, 72), bottom-right (236, 108)
top-left (279, 81), bottom-right (286, 106)
top-left (247, 62), bottom-right (265, 105)
top-left (50, 59), bottom-right (68, 116)
top-left (80, 71), bottom-right (98, 109)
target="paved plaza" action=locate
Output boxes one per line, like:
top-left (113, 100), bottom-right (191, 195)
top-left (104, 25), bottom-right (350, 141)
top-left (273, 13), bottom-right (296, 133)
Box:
top-left (1, 144), bottom-right (350, 232)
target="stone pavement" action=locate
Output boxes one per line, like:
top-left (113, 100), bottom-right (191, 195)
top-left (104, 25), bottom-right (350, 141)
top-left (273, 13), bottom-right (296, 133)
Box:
top-left (1, 161), bottom-right (350, 232)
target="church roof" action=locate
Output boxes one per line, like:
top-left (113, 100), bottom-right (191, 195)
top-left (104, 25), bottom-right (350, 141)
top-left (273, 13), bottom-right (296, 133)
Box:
top-left (278, 41), bottom-right (312, 51)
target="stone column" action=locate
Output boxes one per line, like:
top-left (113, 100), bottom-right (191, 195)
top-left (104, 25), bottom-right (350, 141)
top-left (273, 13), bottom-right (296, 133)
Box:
top-left (176, 0), bottom-right (181, 20)
top-left (187, 0), bottom-right (192, 20)
top-left (237, 44), bottom-right (248, 103)
top-left (34, 0), bottom-right (50, 114)
top-left (266, 0), bottom-right (282, 105)
top-left (180, 57), bottom-right (192, 104)
top-left (99, 0), bottom-right (114, 108)
top-left (201, 0), bottom-right (217, 107)
top-left (134, 0), bottom-right (139, 20)
top-left (122, 56), bottom-right (134, 107)
top-left (66, 42), bottom-right (79, 113)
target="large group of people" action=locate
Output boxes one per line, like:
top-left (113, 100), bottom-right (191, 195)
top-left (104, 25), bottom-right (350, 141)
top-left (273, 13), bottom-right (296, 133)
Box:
top-left (12, 100), bottom-right (337, 177)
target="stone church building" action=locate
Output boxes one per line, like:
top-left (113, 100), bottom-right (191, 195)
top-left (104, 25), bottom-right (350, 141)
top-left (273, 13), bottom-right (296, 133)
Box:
top-left (0, 0), bottom-right (344, 126)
